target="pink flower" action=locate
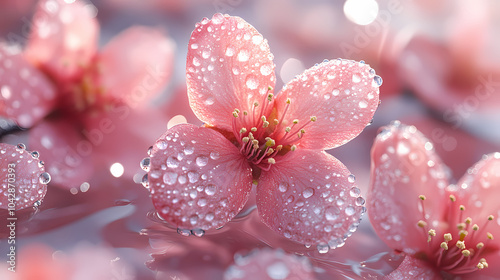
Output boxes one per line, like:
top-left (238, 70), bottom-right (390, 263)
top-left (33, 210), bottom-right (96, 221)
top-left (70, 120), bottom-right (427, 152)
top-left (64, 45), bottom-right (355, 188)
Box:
top-left (0, 143), bottom-right (50, 210)
top-left (0, 0), bottom-right (174, 187)
top-left (367, 121), bottom-right (500, 278)
top-left (146, 14), bottom-right (381, 249)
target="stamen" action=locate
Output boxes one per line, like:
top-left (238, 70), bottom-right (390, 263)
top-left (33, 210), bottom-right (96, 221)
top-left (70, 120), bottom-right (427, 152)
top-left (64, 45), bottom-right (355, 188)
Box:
top-left (449, 195), bottom-right (456, 202)
top-left (242, 137), bottom-right (249, 143)
top-left (273, 119), bottom-right (279, 125)
top-left (441, 242), bottom-right (449, 250)
top-left (263, 121), bottom-right (269, 127)
top-left (456, 240), bottom-right (466, 250)
top-left (444, 233), bottom-right (453, 242)
top-left (462, 250), bottom-right (471, 257)
top-left (268, 158), bottom-right (276, 164)
top-left (428, 229), bottom-right (436, 243)
top-left (291, 145), bottom-right (297, 151)
top-left (251, 127), bottom-right (257, 132)
top-left (267, 93), bottom-right (273, 102)
top-left (476, 242), bottom-right (484, 249)
top-left (310, 116), bottom-right (317, 122)
top-left (417, 220), bottom-right (427, 228)
top-left (240, 128), bottom-right (247, 134)
top-left (487, 232), bottom-right (494, 240)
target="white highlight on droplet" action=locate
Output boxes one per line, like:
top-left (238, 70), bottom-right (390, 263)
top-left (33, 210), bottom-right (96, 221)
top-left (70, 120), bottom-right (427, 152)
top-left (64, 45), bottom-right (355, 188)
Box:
top-left (110, 162), bottom-right (124, 178)
top-left (343, 0), bottom-right (379, 26)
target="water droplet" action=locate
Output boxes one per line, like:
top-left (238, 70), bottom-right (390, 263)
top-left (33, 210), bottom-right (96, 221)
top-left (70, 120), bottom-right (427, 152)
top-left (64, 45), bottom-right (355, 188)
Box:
top-left (358, 100), bottom-right (368, 108)
top-left (184, 146), bottom-right (194, 155)
top-left (156, 141), bottom-right (167, 150)
top-left (237, 49), bottom-right (250, 62)
top-left (302, 188), bottom-right (314, 199)
top-left (266, 262), bottom-right (290, 280)
top-left (347, 174), bottom-right (355, 183)
top-left (33, 200), bottom-right (41, 207)
top-left (167, 156), bottom-right (180, 168)
top-left (324, 94), bottom-right (331, 100)
top-left (245, 76), bottom-right (259, 89)
top-left (349, 187), bottom-right (360, 197)
top-left (352, 74), bottom-right (361, 83)
top-left (372, 75), bottom-right (383, 87)
top-left (260, 64), bottom-right (273, 76)
top-left (191, 43), bottom-right (199, 49)
top-left (317, 243), bottom-right (330, 254)
top-left (38, 161), bottom-right (44, 168)
top-left (356, 197), bottom-right (365, 206)
top-left (225, 46), bottom-right (235, 56)
top-left (191, 228), bottom-right (205, 237)
top-left (369, 68), bottom-right (375, 76)
top-left (210, 151), bottom-right (220, 160)
top-left (178, 175), bottom-right (187, 184)
top-left (197, 198), bottom-right (207, 207)
top-left (30, 151), bottom-right (40, 159)
top-left (345, 206), bottom-right (356, 216)
top-left (141, 173), bottom-right (149, 188)
top-left (332, 89), bottom-right (340, 96)
top-left (39, 172), bottom-right (51, 184)
top-left (192, 57), bottom-right (201, 66)
top-left (1, 85), bottom-right (12, 99)
top-left (196, 156), bottom-right (209, 167)
top-left (140, 157), bottom-right (151, 172)
top-left (232, 67), bottom-right (240, 75)
top-left (202, 49), bottom-right (210, 59)
top-left (325, 206), bottom-right (339, 221)
top-left (205, 213), bottom-right (215, 221)
top-left (187, 171), bottom-right (200, 183)
top-left (204, 97), bottom-right (214, 105)
top-left (205, 184), bottom-right (216, 196)
top-left (163, 172), bottom-right (178, 185)
top-left (278, 182), bottom-right (288, 193)
top-left (177, 228), bottom-right (191, 236)
top-left (16, 143), bottom-right (26, 150)
top-left (252, 35), bottom-right (263, 45)
top-left (189, 190), bottom-right (198, 199)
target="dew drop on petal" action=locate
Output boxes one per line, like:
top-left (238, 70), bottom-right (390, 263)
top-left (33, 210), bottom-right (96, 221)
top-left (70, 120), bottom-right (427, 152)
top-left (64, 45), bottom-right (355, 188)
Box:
top-left (349, 187), bottom-right (360, 197)
top-left (193, 57), bottom-right (201, 66)
top-left (345, 206), bottom-right (355, 216)
top-left (177, 228), bottom-right (191, 236)
top-left (347, 174), bottom-right (356, 183)
top-left (356, 197), bottom-right (365, 206)
top-left (225, 46), bottom-right (235, 57)
top-left (192, 228), bottom-right (205, 237)
top-left (325, 206), bottom-right (339, 221)
top-left (210, 151), bottom-right (220, 160)
top-left (332, 89), bottom-right (340, 96)
top-left (302, 188), bottom-right (314, 199)
top-left (352, 74), bottom-right (361, 83)
top-left (156, 141), bottom-right (167, 150)
top-left (278, 182), bottom-right (288, 193)
top-left (167, 156), bottom-right (180, 168)
top-left (39, 172), bottom-right (51, 184)
top-left (245, 76), bottom-right (259, 90)
top-left (196, 156), bottom-right (209, 167)
top-left (358, 100), bottom-right (368, 108)
top-left (140, 157), bottom-right (151, 172)
top-left (317, 243), bottom-right (330, 254)
top-left (237, 49), bottom-right (250, 62)
top-left (141, 173), bottom-right (149, 188)
top-left (372, 75), bottom-right (383, 87)
top-left (260, 64), bottom-right (273, 76)
top-left (266, 262), bottom-right (290, 280)
top-left (204, 97), bottom-right (214, 105)
top-left (205, 184), bottom-right (216, 196)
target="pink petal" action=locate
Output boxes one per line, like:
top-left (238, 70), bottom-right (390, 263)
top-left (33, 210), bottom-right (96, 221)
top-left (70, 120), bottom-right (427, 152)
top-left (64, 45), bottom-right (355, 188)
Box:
top-left (29, 119), bottom-right (93, 190)
top-left (0, 143), bottom-right (49, 210)
top-left (223, 248), bottom-right (316, 280)
top-left (0, 45), bottom-right (57, 128)
top-left (256, 149), bottom-right (365, 248)
top-left (367, 122), bottom-right (450, 254)
top-left (24, 0), bottom-right (99, 82)
top-left (97, 26), bottom-right (174, 108)
top-left (384, 255), bottom-right (441, 280)
top-left (186, 14), bottom-right (276, 131)
top-left (274, 59), bottom-right (380, 150)
top-left (454, 153), bottom-right (500, 238)
top-left (148, 123), bottom-right (253, 231)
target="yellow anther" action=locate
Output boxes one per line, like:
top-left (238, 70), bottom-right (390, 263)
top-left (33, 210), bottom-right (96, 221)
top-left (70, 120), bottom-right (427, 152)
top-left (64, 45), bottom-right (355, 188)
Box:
top-left (291, 145), bottom-right (297, 151)
top-left (459, 205), bottom-right (466, 211)
top-left (285, 127), bottom-right (291, 133)
top-left (265, 139), bottom-right (275, 147)
top-left (417, 220), bottom-right (427, 228)
top-left (240, 128), bottom-right (247, 134)
top-left (419, 195), bottom-right (426, 200)
top-left (234, 109), bottom-right (240, 113)
top-left (242, 137), bottom-right (249, 143)
top-left (477, 263), bottom-right (484, 269)
top-left (449, 195), bottom-right (456, 202)
top-left (267, 93), bottom-right (273, 101)
top-left (286, 98), bottom-right (291, 104)
top-left (310, 116), bottom-right (317, 122)
top-left (261, 116), bottom-right (267, 122)
top-left (465, 217), bottom-right (472, 224)
top-left (251, 127), bottom-right (257, 132)
top-left (276, 145), bottom-right (282, 151)
top-left (428, 229), bottom-right (436, 236)
top-left (487, 232), bottom-right (494, 240)
top-left (476, 242), bottom-right (484, 249)
top-left (267, 148), bottom-right (274, 155)
top-left (297, 132), bottom-right (302, 139)
top-left (472, 224), bottom-right (479, 231)
top-left (293, 119), bottom-right (299, 124)
top-left (233, 112), bottom-right (239, 118)
top-left (440, 242), bottom-right (449, 250)
top-left (273, 119), bottom-right (279, 125)
top-left (254, 102), bottom-right (259, 107)
top-left (252, 140), bottom-right (259, 146)
top-left (456, 240), bottom-right (465, 250)
top-left (268, 86), bottom-right (273, 91)
top-left (462, 250), bottom-right (471, 257)
top-left (243, 111), bottom-right (248, 116)
top-left (267, 158), bottom-right (276, 164)
top-left (457, 223), bottom-right (466, 230)
top-left (300, 129), bottom-right (305, 134)
top-left (444, 233), bottom-right (453, 242)
top-left (263, 121), bottom-right (269, 127)
top-left (488, 215), bottom-right (494, 221)
top-left (248, 132), bottom-right (254, 140)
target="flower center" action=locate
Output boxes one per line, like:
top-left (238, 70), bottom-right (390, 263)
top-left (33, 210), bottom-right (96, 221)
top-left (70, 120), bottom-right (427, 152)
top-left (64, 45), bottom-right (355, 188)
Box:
top-left (230, 93), bottom-right (317, 171)
top-left (417, 194), bottom-right (494, 275)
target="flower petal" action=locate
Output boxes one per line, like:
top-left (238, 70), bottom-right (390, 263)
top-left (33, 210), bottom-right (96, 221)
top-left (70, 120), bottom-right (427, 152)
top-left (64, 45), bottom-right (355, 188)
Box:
top-left (97, 26), bottom-right (174, 108)
top-left (454, 153), bottom-right (500, 238)
top-left (148, 123), bottom-right (253, 231)
top-left (186, 14), bottom-right (276, 131)
top-left (29, 119), bottom-right (93, 190)
top-left (256, 149), bottom-right (365, 247)
top-left (367, 122), bottom-right (450, 254)
top-left (24, 0), bottom-right (99, 81)
top-left (274, 59), bottom-right (380, 150)
top-left (0, 45), bottom-right (57, 128)
top-left (385, 255), bottom-right (441, 280)
top-left (223, 248), bottom-right (316, 280)
top-left (0, 143), bottom-right (49, 210)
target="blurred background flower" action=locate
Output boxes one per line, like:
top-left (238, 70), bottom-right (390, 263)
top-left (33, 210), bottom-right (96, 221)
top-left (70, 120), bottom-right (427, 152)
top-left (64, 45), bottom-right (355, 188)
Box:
top-left (0, 0), bottom-right (499, 279)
